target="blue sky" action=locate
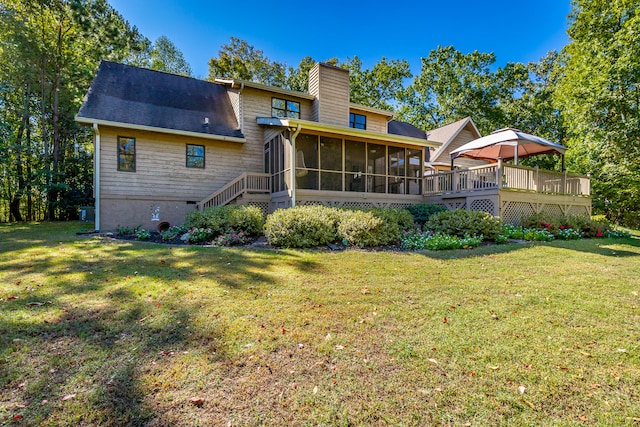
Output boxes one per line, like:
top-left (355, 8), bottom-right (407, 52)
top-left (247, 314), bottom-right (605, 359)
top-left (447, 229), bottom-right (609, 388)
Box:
top-left (108, 0), bottom-right (572, 79)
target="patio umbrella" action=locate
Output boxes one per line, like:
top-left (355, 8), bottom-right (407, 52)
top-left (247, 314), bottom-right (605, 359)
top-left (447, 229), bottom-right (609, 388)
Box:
top-left (450, 128), bottom-right (566, 166)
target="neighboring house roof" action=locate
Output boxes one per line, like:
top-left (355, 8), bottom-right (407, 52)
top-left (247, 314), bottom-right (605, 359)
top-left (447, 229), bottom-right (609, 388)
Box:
top-left (388, 120), bottom-right (428, 140)
top-left (76, 61), bottom-right (243, 139)
top-left (427, 117), bottom-right (482, 162)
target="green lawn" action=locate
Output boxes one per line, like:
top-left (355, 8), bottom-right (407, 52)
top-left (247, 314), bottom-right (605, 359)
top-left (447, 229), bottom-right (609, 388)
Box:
top-left (1, 222), bottom-right (639, 426)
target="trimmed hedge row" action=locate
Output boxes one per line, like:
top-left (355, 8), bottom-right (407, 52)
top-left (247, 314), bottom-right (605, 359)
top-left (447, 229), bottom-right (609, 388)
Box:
top-left (184, 205), bottom-right (265, 237)
top-left (264, 206), bottom-right (414, 248)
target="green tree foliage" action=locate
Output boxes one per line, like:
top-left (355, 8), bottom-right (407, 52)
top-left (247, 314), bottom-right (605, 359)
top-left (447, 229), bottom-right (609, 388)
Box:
top-left (207, 37), bottom-right (286, 86)
top-left (554, 0), bottom-right (640, 225)
top-left (0, 0), bottom-right (148, 221)
top-left (342, 56), bottom-right (411, 110)
top-left (130, 35), bottom-right (192, 76)
top-left (398, 46), bottom-right (504, 134)
top-left (284, 56), bottom-right (316, 92)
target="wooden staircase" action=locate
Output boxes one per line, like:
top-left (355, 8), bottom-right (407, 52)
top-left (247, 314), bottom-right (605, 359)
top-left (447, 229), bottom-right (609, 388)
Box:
top-left (197, 173), bottom-right (270, 210)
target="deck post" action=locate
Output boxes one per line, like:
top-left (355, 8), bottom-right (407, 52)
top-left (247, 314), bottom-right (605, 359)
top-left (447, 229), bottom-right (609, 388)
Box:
top-left (453, 168), bottom-right (458, 193)
top-left (497, 158), bottom-right (503, 190)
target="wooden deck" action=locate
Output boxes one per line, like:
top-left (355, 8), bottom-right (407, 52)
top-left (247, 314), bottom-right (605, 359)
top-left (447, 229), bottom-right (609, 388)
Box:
top-left (423, 164), bottom-right (591, 224)
top-left (198, 164), bottom-right (591, 224)
top-left (424, 164), bottom-right (590, 197)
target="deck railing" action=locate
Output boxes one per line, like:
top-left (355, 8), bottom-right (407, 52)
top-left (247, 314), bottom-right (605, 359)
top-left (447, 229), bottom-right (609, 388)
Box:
top-left (424, 164), bottom-right (590, 197)
top-left (197, 172), bottom-right (270, 210)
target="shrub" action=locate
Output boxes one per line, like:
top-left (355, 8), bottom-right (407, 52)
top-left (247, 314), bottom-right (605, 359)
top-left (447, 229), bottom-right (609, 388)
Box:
top-left (604, 229), bottom-right (632, 238)
top-left (183, 205), bottom-right (265, 237)
top-left (500, 224), bottom-right (525, 240)
top-left (185, 228), bottom-right (217, 244)
top-left (424, 209), bottom-right (502, 240)
top-left (406, 203), bottom-right (448, 227)
top-left (161, 225), bottom-right (187, 241)
top-left (135, 228), bottom-right (151, 240)
top-left (337, 210), bottom-right (387, 248)
top-left (523, 228), bottom-right (555, 242)
top-left (212, 228), bottom-right (252, 246)
top-left (522, 213), bottom-right (610, 238)
top-left (556, 227), bottom-right (582, 240)
top-left (356, 208), bottom-right (414, 246)
top-left (264, 205), bottom-right (340, 248)
top-left (400, 230), bottom-right (482, 250)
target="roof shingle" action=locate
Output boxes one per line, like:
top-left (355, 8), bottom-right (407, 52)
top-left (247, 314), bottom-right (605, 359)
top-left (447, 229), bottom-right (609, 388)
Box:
top-left (77, 61), bottom-right (243, 138)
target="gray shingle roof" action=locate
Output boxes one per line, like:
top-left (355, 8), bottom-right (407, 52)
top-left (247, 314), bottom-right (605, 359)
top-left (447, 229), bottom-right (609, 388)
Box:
top-left (77, 61), bottom-right (243, 138)
top-left (387, 120), bottom-right (427, 140)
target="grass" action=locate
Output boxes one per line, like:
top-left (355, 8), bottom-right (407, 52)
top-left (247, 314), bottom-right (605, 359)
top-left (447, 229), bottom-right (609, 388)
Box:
top-left (0, 221), bottom-right (639, 426)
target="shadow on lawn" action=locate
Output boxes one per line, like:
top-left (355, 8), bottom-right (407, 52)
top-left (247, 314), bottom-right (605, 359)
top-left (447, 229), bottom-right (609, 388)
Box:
top-left (410, 235), bottom-right (640, 261)
top-left (0, 223), bottom-right (321, 425)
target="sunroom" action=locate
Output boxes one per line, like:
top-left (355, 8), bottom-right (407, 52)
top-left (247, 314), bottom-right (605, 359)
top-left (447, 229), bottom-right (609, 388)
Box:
top-left (259, 118), bottom-right (438, 210)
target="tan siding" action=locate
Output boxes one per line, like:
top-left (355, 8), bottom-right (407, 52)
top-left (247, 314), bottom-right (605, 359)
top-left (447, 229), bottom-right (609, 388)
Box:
top-left (435, 128), bottom-right (489, 169)
top-left (349, 110), bottom-right (389, 133)
top-left (227, 89), bottom-right (241, 130)
top-left (309, 65), bottom-right (320, 122)
top-left (308, 63), bottom-right (350, 127)
top-left (99, 125), bottom-right (263, 229)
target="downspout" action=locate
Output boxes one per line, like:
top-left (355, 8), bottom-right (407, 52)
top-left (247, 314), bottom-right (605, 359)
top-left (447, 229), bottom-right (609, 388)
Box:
top-left (93, 123), bottom-right (100, 232)
top-left (290, 124), bottom-right (302, 208)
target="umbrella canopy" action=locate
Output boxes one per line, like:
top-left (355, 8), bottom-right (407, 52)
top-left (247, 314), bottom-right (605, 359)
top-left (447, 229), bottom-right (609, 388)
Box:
top-left (450, 128), bottom-right (566, 165)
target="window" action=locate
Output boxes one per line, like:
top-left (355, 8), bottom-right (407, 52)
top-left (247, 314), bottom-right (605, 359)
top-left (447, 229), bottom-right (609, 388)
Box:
top-left (186, 144), bottom-right (205, 168)
top-left (272, 97), bottom-right (300, 119)
top-left (117, 136), bottom-right (136, 172)
top-left (349, 113), bottom-right (366, 130)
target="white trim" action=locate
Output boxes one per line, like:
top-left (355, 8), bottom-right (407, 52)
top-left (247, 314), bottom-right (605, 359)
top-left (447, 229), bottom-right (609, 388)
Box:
top-left (75, 117), bottom-right (246, 143)
top-left (93, 123), bottom-right (101, 232)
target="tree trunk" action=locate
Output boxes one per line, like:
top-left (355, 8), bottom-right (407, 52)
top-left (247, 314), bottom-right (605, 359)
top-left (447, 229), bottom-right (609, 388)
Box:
top-left (9, 86), bottom-right (30, 222)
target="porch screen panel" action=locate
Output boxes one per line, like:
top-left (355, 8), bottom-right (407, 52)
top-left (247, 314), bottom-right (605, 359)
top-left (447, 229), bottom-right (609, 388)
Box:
top-left (345, 140), bottom-right (366, 192)
top-left (367, 144), bottom-right (386, 193)
top-left (320, 136), bottom-right (343, 191)
top-left (296, 133), bottom-right (319, 190)
top-left (388, 146), bottom-right (405, 194)
top-left (266, 134), bottom-right (286, 193)
top-left (406, 148), bottom-right (423, 195)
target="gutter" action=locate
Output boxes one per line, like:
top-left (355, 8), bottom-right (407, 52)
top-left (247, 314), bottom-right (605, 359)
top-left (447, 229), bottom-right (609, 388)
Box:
top-left (256, 117), bottom-right (439, 149)
top-left (93, 123), bottom-right (101, 232)
top-left (75, 117), bottom-right (246, 144)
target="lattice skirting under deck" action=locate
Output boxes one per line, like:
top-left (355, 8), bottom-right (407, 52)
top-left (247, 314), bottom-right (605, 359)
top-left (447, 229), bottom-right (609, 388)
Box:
top-left (500, 200), bottom-right (592, 225)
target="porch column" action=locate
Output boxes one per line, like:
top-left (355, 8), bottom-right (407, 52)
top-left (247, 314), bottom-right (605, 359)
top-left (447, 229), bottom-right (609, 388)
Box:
top-left (497, 158), bottom-right (503, 190)
top-left (290, 124), bottom-right (302, 207)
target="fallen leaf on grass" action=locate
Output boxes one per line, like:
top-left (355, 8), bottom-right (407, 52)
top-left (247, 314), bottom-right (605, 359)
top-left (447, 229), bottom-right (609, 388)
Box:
top-left (578, 416), bottom-right (588, 421)
top-left (335, 345), bottom-right (345, 350)
top-left (7, 296), bottom-right (18, 300)
top-left (489, 366), bottom-right (499, 370)
top-left (522, 399), bottom-right (536, 410)
top-left (189, 397), bottom-right (204, 407)
top-left (26, 302), bottom-right (44, 307)
top-left (313, 386), bottom-right (318, 394)
top-left (517, 385), bottom-right (526, 394)
top-left (427, 358), bottom-right (438, 365)
top-left (61, 393), bottom-right (76, 401)
top-left (13, 415), bottom-right (23, 421)
top-left (443, 317), bottom-right (448, 324)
